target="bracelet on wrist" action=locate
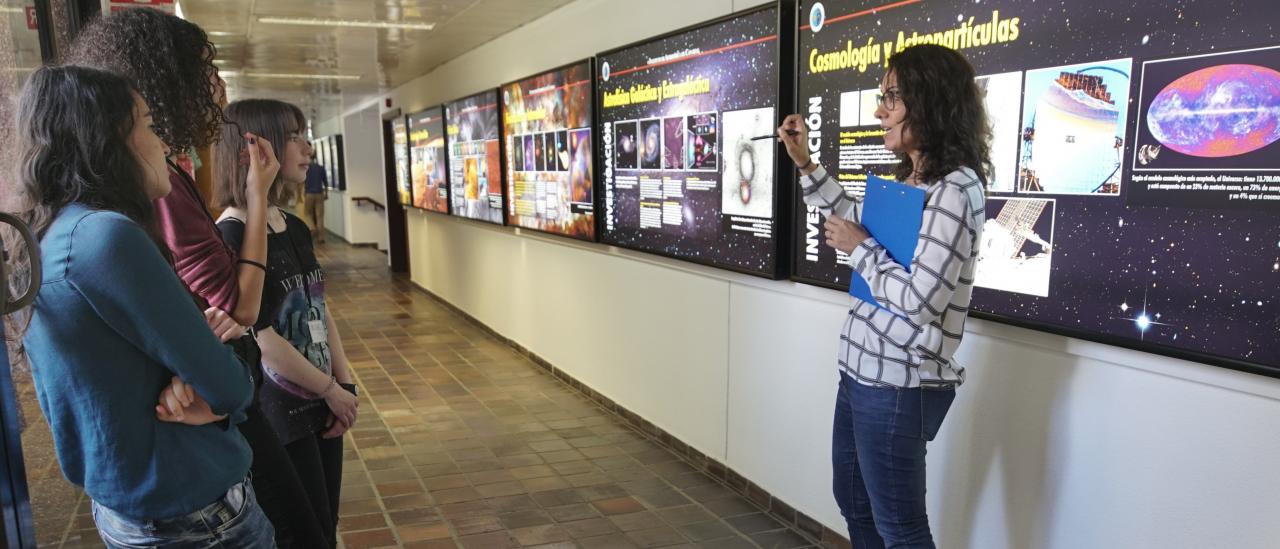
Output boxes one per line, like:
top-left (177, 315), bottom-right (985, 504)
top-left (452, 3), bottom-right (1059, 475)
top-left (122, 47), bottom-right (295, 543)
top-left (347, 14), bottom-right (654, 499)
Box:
top-left (319, 377), bottom-right (336, 397)
top-left (797, 159), bottom-right (816, 171)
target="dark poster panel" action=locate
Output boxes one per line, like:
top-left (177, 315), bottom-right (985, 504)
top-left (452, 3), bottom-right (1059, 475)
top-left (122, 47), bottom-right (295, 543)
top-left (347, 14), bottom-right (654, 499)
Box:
top-left (409, 107), bottom-right (449, 213)
top-left (392, 117), bottom-right (412, 207)
top-left (445, 90), bottom-right (505, 225)
top-left (795, 0), bottom-right (1280, 375)
top-left (596, 5), bottom-right (791, 278)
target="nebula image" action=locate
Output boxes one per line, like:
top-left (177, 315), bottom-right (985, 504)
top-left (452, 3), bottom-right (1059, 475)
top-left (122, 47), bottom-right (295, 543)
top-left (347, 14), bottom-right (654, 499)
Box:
top-left (721, 106), bottom-right (775, 219)
top-left (1147, 64), bottom-right (1280, 157)
top-left (615, 121), bottom-right (638, 169)
top-left (663, 117), bottom-right (685, 169)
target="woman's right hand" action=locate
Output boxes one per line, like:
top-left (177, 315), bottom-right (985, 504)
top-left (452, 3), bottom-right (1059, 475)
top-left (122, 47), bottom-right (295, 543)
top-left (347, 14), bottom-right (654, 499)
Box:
top-left (778, 114), bottom-right (812, 169)
top-left (243, 133), bottom-right (279, 200)
top-left (156, 376), bottom-right (226, 425)
top-left (322, 381), bottom-right (358, 429)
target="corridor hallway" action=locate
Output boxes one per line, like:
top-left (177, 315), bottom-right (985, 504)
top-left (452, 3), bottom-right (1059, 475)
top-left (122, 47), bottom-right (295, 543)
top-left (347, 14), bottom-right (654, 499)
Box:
top-left (19, 241), bottom-right (821, 549)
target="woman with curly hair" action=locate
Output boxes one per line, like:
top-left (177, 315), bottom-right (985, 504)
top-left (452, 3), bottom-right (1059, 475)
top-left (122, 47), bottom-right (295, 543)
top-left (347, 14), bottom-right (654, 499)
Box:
top-left (778, 44), bottom-right (990, 549)
top-left (13, 64), bottom-right (273, 549)
top-left (66, 8), bottom-right (332, 547)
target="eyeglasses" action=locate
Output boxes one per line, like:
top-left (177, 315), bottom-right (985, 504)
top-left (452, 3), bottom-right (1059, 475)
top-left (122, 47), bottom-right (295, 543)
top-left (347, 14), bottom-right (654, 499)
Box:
top-left (876, 88), bottom-right (902, 111)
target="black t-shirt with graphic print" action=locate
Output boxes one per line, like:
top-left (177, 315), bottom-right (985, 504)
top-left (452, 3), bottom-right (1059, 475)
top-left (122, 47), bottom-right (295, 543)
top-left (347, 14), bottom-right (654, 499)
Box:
top-left (218, 211), bottom-right (333, 443)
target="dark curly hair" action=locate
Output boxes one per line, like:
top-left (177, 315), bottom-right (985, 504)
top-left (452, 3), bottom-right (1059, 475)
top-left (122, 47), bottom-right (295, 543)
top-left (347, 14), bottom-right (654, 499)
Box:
top-left (65, 8), bottom-right (224, 151)
top-left (888, 44), bottom-right (993, 186)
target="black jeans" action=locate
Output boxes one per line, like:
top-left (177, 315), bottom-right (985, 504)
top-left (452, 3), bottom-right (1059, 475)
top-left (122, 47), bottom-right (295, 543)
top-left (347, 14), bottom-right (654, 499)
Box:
top-left (239, 408), bottom-right (330, 548)
top-left (285, 432), bottom-right (345, 548)
top-left (228, 334), bottom-right (329, 549)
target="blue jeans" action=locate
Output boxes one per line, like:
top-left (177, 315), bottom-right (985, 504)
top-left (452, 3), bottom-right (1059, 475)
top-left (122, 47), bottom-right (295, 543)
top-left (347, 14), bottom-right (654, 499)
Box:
top-left (832, 373), bottom-right (955, 549)
top-left (92, 477), bottom-right (276, 549)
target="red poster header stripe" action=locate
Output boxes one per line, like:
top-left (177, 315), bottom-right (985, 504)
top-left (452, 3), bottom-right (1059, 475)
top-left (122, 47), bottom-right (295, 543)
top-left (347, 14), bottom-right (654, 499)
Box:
top-left (607, 34), bottom-right (777, 79)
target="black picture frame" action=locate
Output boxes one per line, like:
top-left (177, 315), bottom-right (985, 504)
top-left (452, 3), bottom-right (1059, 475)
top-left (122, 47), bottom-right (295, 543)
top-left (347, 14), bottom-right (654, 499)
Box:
top-left (592, 1), bottom-right (797, 280)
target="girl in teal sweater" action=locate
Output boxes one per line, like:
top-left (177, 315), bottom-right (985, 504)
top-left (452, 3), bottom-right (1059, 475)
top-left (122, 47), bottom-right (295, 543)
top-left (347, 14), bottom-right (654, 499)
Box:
top-left (8, 66), bottom-right (275, 548)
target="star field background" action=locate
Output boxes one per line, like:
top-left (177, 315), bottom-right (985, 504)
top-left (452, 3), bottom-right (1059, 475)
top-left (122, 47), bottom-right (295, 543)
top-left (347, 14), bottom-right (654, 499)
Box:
top-left (596, 7), bottom-right (782, 276)
top-left (796, 0), bottom-right (1280, 373)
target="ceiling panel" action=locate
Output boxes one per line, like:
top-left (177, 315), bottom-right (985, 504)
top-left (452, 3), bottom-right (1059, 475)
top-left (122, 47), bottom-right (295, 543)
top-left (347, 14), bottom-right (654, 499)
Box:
top-left (181, 0), bottom-right (572, 126)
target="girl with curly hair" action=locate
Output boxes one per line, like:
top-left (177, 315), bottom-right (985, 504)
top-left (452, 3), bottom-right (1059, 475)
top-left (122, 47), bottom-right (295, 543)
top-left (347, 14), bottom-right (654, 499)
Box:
top-left (13, 64), bottom-right (274, 548)
top-left (66, 8), bottom-right (332, 547)
top-left (778, 44), bottom-right (991, 549)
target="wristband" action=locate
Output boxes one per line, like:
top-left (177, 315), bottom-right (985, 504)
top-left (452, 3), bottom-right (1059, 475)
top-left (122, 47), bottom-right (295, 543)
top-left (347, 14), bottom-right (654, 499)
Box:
top-left (797, 159), bottom-right (816, 171)
top-left (237, 258), bottom-right (267, 272)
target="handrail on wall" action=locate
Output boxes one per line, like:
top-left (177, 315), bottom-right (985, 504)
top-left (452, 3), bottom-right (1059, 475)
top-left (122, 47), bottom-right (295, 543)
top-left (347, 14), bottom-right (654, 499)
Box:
top-left (350, 196), bottom-right (386, 213)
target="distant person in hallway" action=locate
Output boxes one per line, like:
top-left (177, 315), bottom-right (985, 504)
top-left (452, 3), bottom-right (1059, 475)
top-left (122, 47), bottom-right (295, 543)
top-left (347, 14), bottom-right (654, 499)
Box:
top-left (5, 65), bottom-right (274, 548)
top-left (67, 8), bottom-right (330, 547)
top-left (778, 44), bottom-right (990, 549)
top-left (216, 99), bottom-right (359, 548)
top-left (303, 151), bottom-right (328, 244)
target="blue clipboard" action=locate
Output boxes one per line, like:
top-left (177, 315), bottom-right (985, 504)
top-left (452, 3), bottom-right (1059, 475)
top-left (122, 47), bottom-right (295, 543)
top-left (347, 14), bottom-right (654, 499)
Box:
top-left (848, 174), bottom-right (926, 310)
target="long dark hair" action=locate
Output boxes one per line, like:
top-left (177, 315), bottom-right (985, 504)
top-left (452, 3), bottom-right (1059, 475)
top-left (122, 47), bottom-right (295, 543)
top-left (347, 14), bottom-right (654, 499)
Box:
top-left (66, 8), bottom-right (225, 151)
top-left (3, 65), bottom-right (169, 365)
top-left (888, 44), bottom-right (993, 185)
top-left (215, 99), bottom-right (307, 209)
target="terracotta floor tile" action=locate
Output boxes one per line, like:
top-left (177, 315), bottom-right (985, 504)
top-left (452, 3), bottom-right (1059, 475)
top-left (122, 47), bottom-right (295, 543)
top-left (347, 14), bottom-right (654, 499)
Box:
top-left (510, 524), bottom-right (572, 545)
top-left (341, 528), bottom-right (398, 549)
top-left (591, 497), bottom-right (647, 516)
top-left (397, 521), bottom-right (453, 542)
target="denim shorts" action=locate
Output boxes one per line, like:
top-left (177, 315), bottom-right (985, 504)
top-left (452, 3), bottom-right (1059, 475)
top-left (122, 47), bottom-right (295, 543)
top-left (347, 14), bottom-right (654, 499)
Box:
top-left (91, 476), bottom-right (275, 549)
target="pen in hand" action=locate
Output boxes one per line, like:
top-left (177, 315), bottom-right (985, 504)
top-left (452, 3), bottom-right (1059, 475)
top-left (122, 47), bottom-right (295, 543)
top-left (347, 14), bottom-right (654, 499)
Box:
top-left (751, 129), bottom-right (800, 141)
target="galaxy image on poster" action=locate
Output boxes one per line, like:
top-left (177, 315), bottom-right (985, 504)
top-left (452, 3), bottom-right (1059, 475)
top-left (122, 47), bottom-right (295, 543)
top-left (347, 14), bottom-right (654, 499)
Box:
top-left (409, 107), bottom-right (449, 213)
top-left (502, 61), bottom-right (596, 240)
top-left (392, 117), bottom-right (412, 208)
top-left (597, 6), bottom-right (783, 277)
top-left (796, 0), bottom-right (1280, 374)
top-left (1128, 45), bottom-right (1280, 209)
top-left (446, 90), bottom-right (505, 224)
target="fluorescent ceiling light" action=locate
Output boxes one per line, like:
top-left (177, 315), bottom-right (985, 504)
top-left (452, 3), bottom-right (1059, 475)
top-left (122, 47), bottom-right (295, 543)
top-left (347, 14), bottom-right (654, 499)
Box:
top-left (221, 71), bottom-right (361, 81)
top-left (0, 7), bottom-right (23, 13)
top-left (257, 16), bottom-right (435, 31)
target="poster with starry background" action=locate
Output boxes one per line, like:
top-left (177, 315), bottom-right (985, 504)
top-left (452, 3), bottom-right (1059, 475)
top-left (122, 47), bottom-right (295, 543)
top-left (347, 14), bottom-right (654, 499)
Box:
top-left (445, 90), bottom-right (505, 225)
top-left (596, 6), bottom-right (786, 277)
top-left (795, 0), bottom-right (1280, 374)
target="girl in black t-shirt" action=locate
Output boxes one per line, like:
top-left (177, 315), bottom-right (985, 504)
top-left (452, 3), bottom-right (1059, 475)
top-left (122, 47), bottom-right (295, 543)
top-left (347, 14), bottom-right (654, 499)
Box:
top-left (215, 99), bottom-right (358, 548)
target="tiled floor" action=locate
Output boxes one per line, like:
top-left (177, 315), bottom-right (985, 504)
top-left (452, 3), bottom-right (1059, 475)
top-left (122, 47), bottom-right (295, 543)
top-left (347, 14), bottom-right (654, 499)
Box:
top-left (16, 239), bottom-right (820, 548)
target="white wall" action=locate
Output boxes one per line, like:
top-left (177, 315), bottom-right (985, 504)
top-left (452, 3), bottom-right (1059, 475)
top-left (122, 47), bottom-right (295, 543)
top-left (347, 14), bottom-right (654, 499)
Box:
top-left (338, 105), bottom-right (390, 251)
top-left (312, 107), bottom-right (389, 250)
top-left (335, 1), bottom-right (1280, 548)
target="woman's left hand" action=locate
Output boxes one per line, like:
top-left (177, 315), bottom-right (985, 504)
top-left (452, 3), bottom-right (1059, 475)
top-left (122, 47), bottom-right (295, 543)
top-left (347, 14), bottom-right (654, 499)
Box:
top-left (824, 216), bottom-right (870, 253)
top-left (204, 307), bottom-right (246, 343)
